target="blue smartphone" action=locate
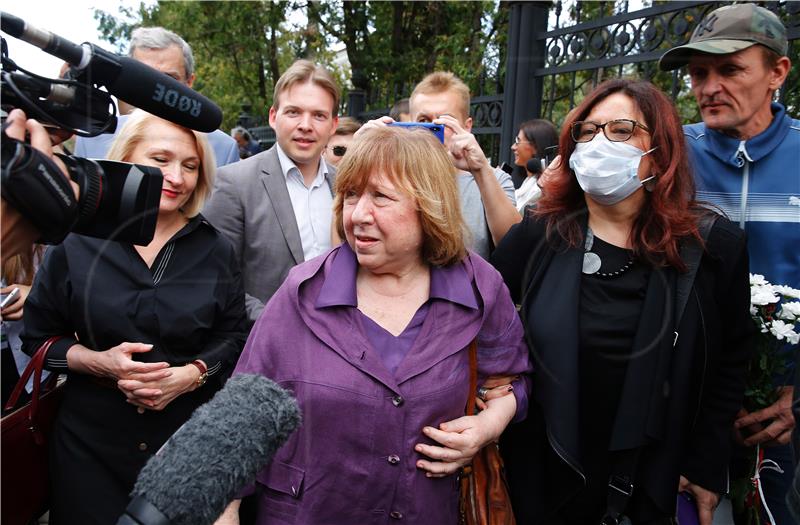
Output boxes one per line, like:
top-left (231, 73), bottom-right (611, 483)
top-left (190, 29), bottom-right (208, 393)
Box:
top-left (387, 122), bottom-right (445, 144)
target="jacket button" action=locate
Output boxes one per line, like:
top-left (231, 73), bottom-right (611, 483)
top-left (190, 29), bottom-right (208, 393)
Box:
top-left (387, 454), bottom-right (400, 465)
top-left (138, 442), bottom-right (148, 451)
top-left (392, 395), bottom-right (404, 407)
top-left (390, 511), bottom-right (403, 519)
top-left (137, 407), bottom-right (145, 414)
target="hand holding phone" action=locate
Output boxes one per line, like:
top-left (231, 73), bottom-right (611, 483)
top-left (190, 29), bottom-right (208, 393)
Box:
top-left (1, 287), bottom-right (21, 309)
top-left (387, 122), bottom-right (445, 144)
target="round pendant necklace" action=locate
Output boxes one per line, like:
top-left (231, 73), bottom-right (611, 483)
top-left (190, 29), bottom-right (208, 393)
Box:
top-left (582, 227), bottom-right (635, 277)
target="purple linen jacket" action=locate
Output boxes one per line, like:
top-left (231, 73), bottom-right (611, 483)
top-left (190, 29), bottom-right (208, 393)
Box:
top-left (233, 245), bottom-right (531, 524)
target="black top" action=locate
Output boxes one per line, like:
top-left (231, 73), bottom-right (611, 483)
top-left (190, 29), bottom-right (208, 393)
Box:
top-left (23, 214), bottom-right (247, 376)
top-left (566, 235), bottom-right (650, 521)
top-left (490, 211), bottom-right (754, 523)
top-left (21, 214), bottom-right (249, 523)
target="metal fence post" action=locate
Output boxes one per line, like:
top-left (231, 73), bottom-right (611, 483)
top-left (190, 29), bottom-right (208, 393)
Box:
top-left (347, 89), bottom-right (366, 119)
top-left (501, 0), bottom-right (550, 165)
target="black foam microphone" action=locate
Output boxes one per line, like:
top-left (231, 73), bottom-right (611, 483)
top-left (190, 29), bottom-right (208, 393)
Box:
top-left (1, 12), bottom-right (223, 132)
top-left (526, 157), bottom-right (544, 175)
top-left (116, 374), bottom-right (301, 525)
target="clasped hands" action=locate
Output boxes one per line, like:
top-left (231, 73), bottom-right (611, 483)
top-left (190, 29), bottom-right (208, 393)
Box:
top-left (414, 376), bottom-right (517, 478)
top-left (71, 341), bottom-right (201, 411)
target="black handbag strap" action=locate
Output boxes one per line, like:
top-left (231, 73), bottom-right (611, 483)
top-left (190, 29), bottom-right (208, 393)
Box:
top-left (600, 213), bottom-right (717, 524)
top-left (673, 213), bottom-right (717, 346)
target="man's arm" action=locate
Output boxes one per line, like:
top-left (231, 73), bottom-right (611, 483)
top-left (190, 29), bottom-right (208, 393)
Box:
top-left (203, 164), bottom-right (264, 323)
top-left (435, 115), bottom-right (521, 246)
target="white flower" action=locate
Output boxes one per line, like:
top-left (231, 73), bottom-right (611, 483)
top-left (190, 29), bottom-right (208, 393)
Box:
top-left (774, 285), bottom-right (800, 300)
top-left (769, 320), bottom-right (800, 345)
top-left (751, 284), bottom-right (779, 306)
top-left (750, 274), bottom-right (769, 286)
top-left (778, 301), bottom-right (800, 321)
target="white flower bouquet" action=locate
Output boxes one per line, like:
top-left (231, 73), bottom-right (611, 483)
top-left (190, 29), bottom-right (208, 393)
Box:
top-left (731, 274), bottom-right (799, 524)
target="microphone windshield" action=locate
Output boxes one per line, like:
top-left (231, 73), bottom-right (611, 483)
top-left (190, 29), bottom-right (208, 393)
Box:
top-left (129, 374), bottom-right (301, 525)
top-left (526, 157), bottom-right (543, 175)
top-left (103, 55), bottom-right (223, 132)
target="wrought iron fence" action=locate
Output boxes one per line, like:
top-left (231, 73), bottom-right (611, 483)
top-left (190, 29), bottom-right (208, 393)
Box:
top-left (534, 0), bottom-right (799, 129)
top-left (245, 1), bottom-right (799, 165)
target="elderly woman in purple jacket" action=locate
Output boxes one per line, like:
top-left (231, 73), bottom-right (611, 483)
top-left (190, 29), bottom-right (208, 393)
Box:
top-left (215, 126), bottom-right (532, 524)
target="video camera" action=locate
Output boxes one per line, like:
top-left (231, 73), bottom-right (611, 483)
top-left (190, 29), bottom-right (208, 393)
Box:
top-left (0, 12), bottom-right (223, 245)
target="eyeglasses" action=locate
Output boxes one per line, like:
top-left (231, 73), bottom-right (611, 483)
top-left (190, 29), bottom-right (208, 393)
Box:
top-left (331, 145), bottom-right (347, 156)
top-left (570, 119), bottom-right (650, 143)
top-left (514, 137), bottom-right (532, 145)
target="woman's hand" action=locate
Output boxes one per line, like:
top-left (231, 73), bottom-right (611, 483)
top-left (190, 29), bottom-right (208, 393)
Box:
top-left (414, 393), bottom-right (516, 478)
top-left (0, 284), bottom-right (30, 321)
top-left (476, 376), bottom-right (517, 411)
top-left (66, 342), bottom-right (171, 381)
top-left (679, 476), bottom-right (719, 525)
top-left (118, 363), bottom-right (202, 411)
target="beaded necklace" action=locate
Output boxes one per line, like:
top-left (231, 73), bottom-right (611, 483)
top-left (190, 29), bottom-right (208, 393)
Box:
top-left (581, 228), bottom-right (635, 278)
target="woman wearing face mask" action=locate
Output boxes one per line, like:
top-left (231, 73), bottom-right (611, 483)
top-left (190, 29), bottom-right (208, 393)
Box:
top-left (510, 119), bottom-right (558, 213)
top-left (491, 79), bottom-right (754, 525)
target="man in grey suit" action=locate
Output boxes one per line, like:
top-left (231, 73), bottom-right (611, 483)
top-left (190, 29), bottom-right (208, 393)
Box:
top-left (203, 60), bottom-right (340, 325)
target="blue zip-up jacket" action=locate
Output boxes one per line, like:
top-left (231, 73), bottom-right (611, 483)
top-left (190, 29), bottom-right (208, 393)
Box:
top-left (685, 102), bottom-right (800, 292)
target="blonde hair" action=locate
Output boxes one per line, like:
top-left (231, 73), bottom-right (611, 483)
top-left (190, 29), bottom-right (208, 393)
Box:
top-left (107, 110), bottom-right (215, 218)
top-left (410, 71), bottom-right (471, 121)
top-left (334, 126), bottom-right (467, 267)
top-left (273, 59), bottom-right (340, 115)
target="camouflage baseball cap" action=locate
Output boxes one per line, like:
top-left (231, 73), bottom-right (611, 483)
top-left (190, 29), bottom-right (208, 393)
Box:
top-left (659, 3), bottom-right (788, 71)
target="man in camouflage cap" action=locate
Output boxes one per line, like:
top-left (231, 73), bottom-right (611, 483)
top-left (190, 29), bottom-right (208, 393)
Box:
top-left (661, 4), bottom-right (797, 524)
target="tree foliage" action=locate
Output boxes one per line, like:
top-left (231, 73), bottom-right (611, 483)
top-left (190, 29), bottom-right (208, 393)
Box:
top-left (94, 1), bottom-right (508, 130)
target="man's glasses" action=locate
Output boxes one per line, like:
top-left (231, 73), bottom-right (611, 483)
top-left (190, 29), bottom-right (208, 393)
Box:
top-left (570, 119), bottom-right (649, 143)
top-left (331, 145), bottom-right (347, 157)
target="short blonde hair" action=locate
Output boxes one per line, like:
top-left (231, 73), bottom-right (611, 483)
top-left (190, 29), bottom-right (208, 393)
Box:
top-left (107, 110), bottom-right (215, 218)
top-left (410, 71), bottom-right (471, 121)
top-left (334, 126), bottom-right (467, 267)
top-left (273, 59), bottom-right (340, 115)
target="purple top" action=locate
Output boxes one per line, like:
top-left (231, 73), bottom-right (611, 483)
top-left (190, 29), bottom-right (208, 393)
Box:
top-left (317, 244), bottom-right (479, 375)
top-left (234, 244), bottom-right (532, 525)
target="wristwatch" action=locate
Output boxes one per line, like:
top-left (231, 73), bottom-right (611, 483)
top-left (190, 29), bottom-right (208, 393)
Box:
top-left (189, 360), bottom-right (208, 387)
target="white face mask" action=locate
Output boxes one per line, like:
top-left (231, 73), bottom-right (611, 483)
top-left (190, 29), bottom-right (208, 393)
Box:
top-left (569, 134), bottom-right (657, 206)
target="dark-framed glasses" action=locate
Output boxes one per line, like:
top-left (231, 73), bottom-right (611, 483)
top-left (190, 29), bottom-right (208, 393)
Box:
top-left (331, 145), bottom-right (347, 156)
top-left (570, 119), bottom-right (650, 143)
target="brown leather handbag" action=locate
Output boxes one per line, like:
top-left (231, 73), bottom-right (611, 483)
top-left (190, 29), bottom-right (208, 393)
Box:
top-left (1, 336), bottom-right (65, 525)
top-left (459, 340), bottom-right (517, 525)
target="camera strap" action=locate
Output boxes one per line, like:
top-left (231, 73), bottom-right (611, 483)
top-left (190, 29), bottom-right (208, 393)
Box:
top-left (0, 132), bottom-right (77, 243)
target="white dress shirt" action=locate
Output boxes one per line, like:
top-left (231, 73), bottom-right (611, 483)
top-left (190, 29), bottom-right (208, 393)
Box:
top-left (276, 144), bottom-right (333, 261)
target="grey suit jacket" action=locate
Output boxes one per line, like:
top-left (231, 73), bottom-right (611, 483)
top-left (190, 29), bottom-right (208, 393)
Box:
top-left (203, 145), bottom-right (335, 325)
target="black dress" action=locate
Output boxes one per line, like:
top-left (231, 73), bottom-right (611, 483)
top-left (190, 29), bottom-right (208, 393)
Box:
top-left (22, 215), bottom-right (248, 525)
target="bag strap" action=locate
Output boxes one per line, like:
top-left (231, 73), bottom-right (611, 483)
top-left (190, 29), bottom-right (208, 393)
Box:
top-left (465, 339), bottom-right (478, 417)
top-left (673, 213), bottom-right (717, 346)
top-left (601, 213), bottom-right (718, 524)
top-left (3, 336), bottom-right (62, 415)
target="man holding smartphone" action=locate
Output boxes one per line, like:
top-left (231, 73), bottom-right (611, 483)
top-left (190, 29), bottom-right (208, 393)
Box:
top-left (360, 72), bottom-right (520, 259)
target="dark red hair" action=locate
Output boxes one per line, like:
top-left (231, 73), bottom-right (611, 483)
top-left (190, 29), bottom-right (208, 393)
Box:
top-left (535, 79), bottom-right (703, 271)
